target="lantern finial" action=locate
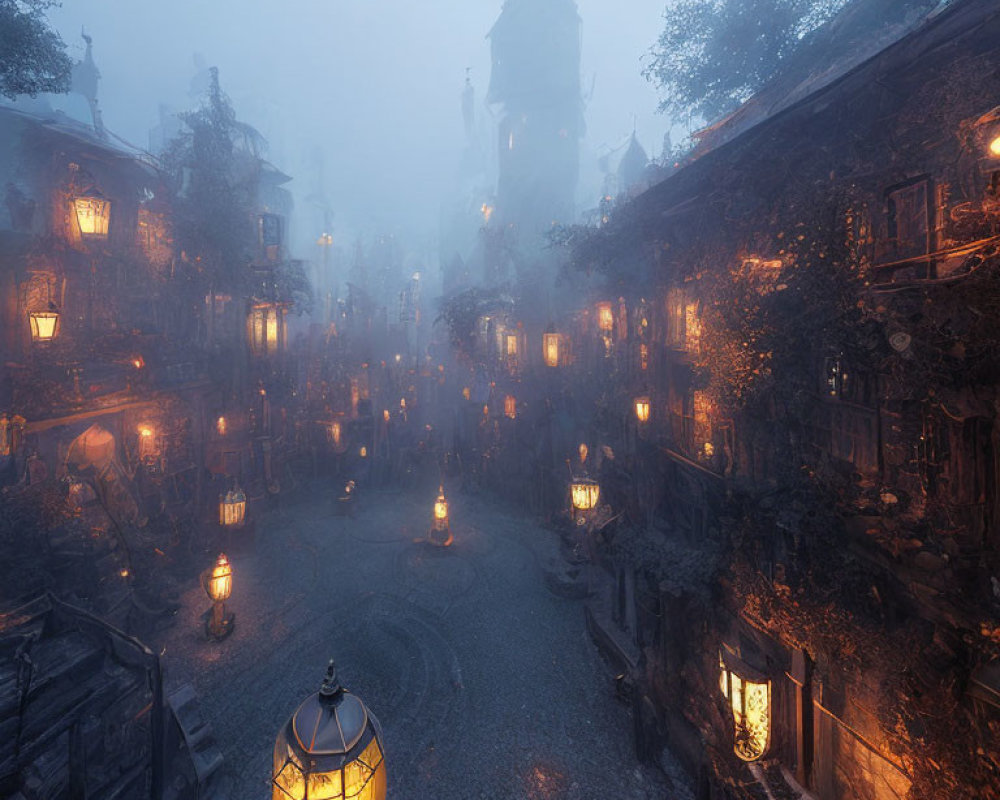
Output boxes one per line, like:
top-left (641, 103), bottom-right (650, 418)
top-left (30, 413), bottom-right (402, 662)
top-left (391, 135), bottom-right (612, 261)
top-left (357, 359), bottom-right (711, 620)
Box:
top-left (319, 659), bottom-right (344, 703)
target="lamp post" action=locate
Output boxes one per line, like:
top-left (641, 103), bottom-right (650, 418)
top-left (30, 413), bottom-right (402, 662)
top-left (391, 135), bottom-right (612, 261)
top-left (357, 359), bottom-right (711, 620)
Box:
top-left (429, 486), bottom-right (452, 547)
top-left (272, 660), bottom-right (387, 800)
top-left (203, 553), bottom-right (234, 640)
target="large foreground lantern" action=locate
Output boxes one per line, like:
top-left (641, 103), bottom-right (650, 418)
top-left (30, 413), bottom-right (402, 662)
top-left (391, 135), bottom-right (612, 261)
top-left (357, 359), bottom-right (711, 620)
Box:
top-left (28, 310), bottom-right (59, 342)
top-left (203, 553), bottom-right (234, 639)
top-left (272, 660), bottom-right (387, 800)
top-left (719, 653), bottom-right (770, 762)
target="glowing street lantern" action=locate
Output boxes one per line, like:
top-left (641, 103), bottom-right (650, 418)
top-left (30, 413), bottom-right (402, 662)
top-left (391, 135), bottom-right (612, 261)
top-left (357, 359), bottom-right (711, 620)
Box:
top-left (219, 483), bottom-right (247, 528)
top-left (429, 485), bottom-right (453, 546)
top-left (597, 302), bottom-right (614, 332)
top-left (634, 397), bottom-right (651, 424)
top-left (720, 656), bottom-right (770, 762)
top-left (272, 660), bottom-right (387, 800)
top-left (28, 310), bottom-right (59, 342)
top-left (543, 331), bottom-right (561, 367)
top-left (504, 395), bottom-right (516, 419)
top-left (359, 446), bottom-right (368, 458)
top-left (138, 425), bottom-right (157, 463)
top-left (990, 135), bottom-right (1000, 157)
top-left (204, 553), bottom-right (234, 639)
top-left (383, 409), bottom-right (390, 423)
top-left (74, 190), bottom-right (110, 239)
top-left (570, 477), bottom-right (600, 512)
top-left (216, 416), bottom-right (227, 436)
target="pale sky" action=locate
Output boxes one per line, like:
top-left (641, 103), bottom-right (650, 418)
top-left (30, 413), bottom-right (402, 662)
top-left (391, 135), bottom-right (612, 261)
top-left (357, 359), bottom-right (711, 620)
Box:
top-left (47, 1), bottom-right (670, 248)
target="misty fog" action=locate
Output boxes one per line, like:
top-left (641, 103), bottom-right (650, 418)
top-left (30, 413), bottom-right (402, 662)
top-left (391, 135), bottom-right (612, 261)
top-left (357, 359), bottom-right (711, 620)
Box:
top-left (45, 0), bottom-right (668, 253)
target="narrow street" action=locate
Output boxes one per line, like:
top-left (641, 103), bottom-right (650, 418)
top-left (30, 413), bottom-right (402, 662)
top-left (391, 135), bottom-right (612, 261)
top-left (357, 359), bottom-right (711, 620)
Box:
top-left (152, 483), bottom-right (672, 799)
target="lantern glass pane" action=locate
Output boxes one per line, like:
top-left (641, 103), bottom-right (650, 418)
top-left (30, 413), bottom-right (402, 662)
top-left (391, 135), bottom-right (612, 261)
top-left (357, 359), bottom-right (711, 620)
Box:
top-left (345, 736), bottom-right (384, 798)
top-left (307, 770), bottom-right (344, 800)
top-left (273, 759), bottom-right (307, 800)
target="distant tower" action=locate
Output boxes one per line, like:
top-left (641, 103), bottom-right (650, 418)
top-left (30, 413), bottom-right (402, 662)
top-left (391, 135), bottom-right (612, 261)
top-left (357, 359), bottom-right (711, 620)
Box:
top-left (618, 132), bottom-right (649, 197)
top-left (487, 0), bottom-right (584, 238)
top-left (70, 32), bottom-right (104, 135)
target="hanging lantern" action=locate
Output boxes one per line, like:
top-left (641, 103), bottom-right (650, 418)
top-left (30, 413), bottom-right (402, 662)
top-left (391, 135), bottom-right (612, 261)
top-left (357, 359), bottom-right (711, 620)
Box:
top-left (597, 302), bottom-right (614, 332)
top-left (28, 310), bottom-right (59, 342)
top-left (74, 189), bottom-right (111, 239)
top-left (634, 397), bottom-right (651, 424)
top-left (203, 553), bottom-right (234, 639)
top-left (504, 395), bottom-right (516, 419)
top-left (219, 483), bottom-right (247, 528)
top-left (719, 655), bottom-right (770, 762)
top-left (272, 661), bottom-right (387, 800)
top-left (570, 477), bottom-right (600, 512)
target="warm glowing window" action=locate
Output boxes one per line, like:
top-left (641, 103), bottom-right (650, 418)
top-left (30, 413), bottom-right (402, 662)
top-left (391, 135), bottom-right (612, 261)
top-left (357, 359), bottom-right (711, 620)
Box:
top-left (505, 333), bottom-right (518, 357)
top-left (249, 304), bottom-right (286, 356)
top-left (640, 343), bottom-right (649, 371)
top-left (720, 657), bottom-right (770, 761)
top-left (504, 395), bottom-right (516, 419)
top-left (543, 332), bottom-right (562, 367)
top-left (597, 302), bottom-right (614, 332)
top-left (137, 425), bottom-right (158, 463)
top-left (666, 289), bottom-right (700, 351)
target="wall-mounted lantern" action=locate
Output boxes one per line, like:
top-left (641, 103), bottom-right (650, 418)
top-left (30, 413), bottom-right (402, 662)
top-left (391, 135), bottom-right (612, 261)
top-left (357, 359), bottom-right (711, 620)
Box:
top-left (634, 396), bottom-right (651, 424)
top-left (272, 660), bottom-right (386, 800)
top-left (719, 652), bottom-right (770, 762)
top-left (28, 310), bottom-right (60, 343)
top-left (74, 189), bottom-right (111, 240)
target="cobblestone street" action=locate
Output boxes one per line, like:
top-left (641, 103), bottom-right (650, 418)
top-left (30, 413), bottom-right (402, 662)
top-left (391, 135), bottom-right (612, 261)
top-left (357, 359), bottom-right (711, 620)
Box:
top-left (152, 485), bottom-right (672, 799)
